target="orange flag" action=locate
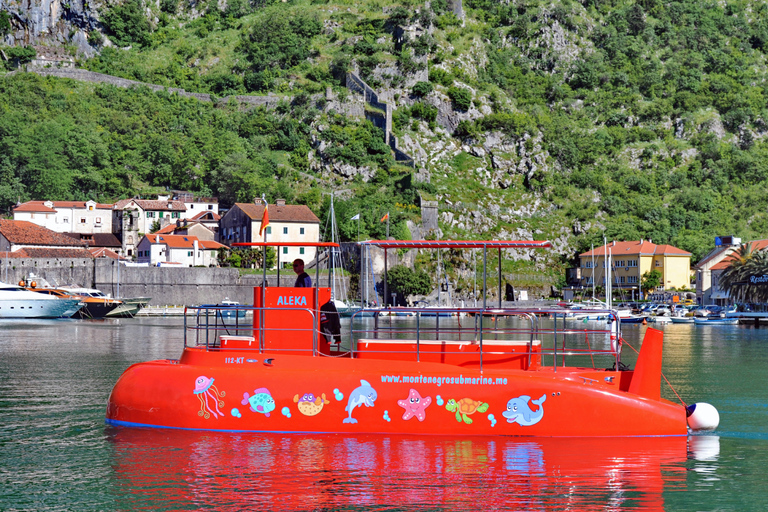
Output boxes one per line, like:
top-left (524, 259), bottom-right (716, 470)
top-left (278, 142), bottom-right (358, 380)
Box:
top-left (380, 212), bottom-right (389, 222)
top-left (259, 204), bottom-right (270, 235)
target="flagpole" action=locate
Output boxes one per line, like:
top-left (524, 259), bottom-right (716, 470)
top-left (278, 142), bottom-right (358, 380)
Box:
top-left (386, 212), bottom-right (390, 239)
top-left (357, 214), bottom-right (360, 243)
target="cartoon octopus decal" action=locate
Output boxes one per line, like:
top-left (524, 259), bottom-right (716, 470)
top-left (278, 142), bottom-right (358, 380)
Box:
top-left (193, 375), bottom-right (226, 419)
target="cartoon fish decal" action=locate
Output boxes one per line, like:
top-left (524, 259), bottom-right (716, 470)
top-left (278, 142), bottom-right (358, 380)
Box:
top-left (242, 387), bottom-right (276, 417)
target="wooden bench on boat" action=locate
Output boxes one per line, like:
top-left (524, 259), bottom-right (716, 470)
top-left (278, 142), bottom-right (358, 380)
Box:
top-left (353, 338), bottom-right (541, 369)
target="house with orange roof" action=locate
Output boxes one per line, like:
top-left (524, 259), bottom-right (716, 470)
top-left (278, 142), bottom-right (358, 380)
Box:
top-left (155, 219), bottom-right (215, 241)
top-left (136, 234), bottom-right (228, 267)
top-left (188, 211), bottom-right (221, 240)
top-left (695, 237), bottom-right (768, 305)
top-left (579, 240), bottom-right (692, 297)
top-left (113, 198), bottom-right (188, 257)
top-left (13, 200), bottom-right (115, 234)
top-left (0, 219), bottom-right (89, 253)
top-left (219, 199), bottom-right (320, 266)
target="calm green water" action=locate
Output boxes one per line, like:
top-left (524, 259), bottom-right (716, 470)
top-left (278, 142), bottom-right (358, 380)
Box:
top-left (0, 317), bottom-right (767, 511)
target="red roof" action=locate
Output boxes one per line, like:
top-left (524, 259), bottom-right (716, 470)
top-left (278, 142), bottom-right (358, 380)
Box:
top-left (14, 200), bottom-right (112, 211)
top-left (114, 199), bottom-right (187, 211)
top-left (89, 247), bottom-right (127, 260)
top-left (579, 240), bottom-right (690, 257)
top-left (10, 247), bottom-right (94, 258)
top-left (234, 203), bottom-right (319, 223)
top-left (191, 211), bottom-right (221, 221)
top-left (144, 234), bottom-right (227, 250)
top-left (710, 240), bottom-right (768, 270)
top-left (0, 220), bottom-right (87, 247)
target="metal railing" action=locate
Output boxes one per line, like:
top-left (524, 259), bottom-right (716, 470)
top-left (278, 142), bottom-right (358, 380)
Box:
top-left (182, 305), bottom-right (623, 371)
top-left (350, 306), bottom-right (622, 371)
top-left (184, 305), bottom-right (319, 355)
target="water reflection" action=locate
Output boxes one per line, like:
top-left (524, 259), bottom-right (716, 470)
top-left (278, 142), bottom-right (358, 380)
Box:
top-left (108, 428), bottom-right (690, 511)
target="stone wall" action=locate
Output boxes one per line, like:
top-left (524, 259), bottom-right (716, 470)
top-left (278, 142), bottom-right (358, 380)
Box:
top-left (0, 257), bottom-right (352, 305)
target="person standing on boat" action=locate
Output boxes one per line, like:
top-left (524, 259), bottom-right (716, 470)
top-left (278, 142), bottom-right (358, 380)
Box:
top-left (293, 259), bottom-right (312, 287)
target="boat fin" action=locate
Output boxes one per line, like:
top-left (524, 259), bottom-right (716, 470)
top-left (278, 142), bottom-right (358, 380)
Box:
top-left (627, 327), bottom-right (663, 401)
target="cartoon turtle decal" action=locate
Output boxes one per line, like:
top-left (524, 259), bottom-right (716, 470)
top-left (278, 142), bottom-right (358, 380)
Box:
top-left (242, 388), bottom-right (276, 417)
top-left (293, 392), bottom-right (329, 416)
top-left (445, 398), bottom-right (489, 424)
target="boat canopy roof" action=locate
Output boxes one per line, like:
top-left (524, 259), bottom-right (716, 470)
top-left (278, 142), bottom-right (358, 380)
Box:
top-left (358, 240), bottom-right (551, 249)
top-left (232, 242), bottom-right (339, 248)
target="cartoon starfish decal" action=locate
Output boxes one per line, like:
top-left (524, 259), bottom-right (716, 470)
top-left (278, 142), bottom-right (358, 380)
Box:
top-left (397, 388), bottom-right (432, 421)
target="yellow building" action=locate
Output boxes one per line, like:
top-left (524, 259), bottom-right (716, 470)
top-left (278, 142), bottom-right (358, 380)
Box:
top-left (579, 240), bottom-right (692, 295)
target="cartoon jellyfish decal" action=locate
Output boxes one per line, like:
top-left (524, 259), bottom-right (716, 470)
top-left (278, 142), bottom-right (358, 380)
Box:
top-left (193, 375), bottom-right (226, 419)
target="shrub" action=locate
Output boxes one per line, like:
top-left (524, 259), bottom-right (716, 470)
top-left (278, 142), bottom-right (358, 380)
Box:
top-left (412, 81), bottom-right (433, 97)
top-left (411, 102), bottom-right (438, 123)
top-left (429, 67), bottom-right (452, 86)
top-left (447, 86), bottom-right (472, 111)
top-left (101, 0), bottom-right (152, 47)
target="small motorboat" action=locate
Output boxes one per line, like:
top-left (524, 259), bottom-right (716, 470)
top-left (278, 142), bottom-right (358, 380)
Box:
top-left (694, 317), bottom-right (739, 325)
top-left (0, 282), bottom-right (82, 318)
top-left (200, 298), bottom-right (246, 319)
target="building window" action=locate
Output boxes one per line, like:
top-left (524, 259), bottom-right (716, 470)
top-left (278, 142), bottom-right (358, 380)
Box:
top-left (283, 247), bottom-right (288, 254)
top-left (146, 212), bottom-right (155, 218)
top-left (300, 227), bottom-right (305, 235)
top-left (188, 251), bottom-right (193, 256)
top-left (172, 212), bottom-right (180, 219)
top-left (80, 218), bottom-right (86, 224)
top-left (208, 205), bottom-right (213, 210)
top-left (627, 276), bottom-right (638, 283)
top-left (628, 260), bottom-right (637, 267)
top-left (299, 247), bottom-right (305, 255)
top-left (620, 276), bottom-right (625, 283)
top-left (63, 217), bottom-right (69, 224)
top-left (656, 260), bottom-right (662, 267)
top-left (283, 227), bottom-right (288, 235)
top-left (95, 217), bottom-right (102, 225)
top-left (266, 226), bottom-right (272, 234)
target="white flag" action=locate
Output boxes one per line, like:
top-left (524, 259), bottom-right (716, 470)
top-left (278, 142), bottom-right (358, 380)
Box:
top-left (350, 214), bottom-right (360, 220)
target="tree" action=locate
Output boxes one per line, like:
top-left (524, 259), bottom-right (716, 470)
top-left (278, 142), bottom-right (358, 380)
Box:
top-left (386, 265), bottom-right (432, 304)
top-left (719, 243), bottom-right (768, 303)
top-left (641, 269), bottom-right (662, 297)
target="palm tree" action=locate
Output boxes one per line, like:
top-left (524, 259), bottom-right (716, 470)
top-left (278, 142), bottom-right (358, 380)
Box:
top-left (719, 243), bottom-right (768, 303)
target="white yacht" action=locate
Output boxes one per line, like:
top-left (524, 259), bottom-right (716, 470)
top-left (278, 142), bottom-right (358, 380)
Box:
top-left (0, 282), bottom-right (82, 318)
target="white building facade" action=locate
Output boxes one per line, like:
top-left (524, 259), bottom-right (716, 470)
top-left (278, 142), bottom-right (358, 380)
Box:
top-left (13, 200), bottom-right (114, 234)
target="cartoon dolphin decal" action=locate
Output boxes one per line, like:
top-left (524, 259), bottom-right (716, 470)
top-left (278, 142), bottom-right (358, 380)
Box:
top-left (343, 379), bottom-right (378, 424)
top-left (503, 394), bottom-right (547, 426)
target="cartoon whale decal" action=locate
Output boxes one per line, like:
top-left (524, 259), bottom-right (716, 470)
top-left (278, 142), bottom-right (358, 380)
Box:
top-left (342, 380), bottom-right (378, 424)
top-left (503, 394), bottom-right (547, 426)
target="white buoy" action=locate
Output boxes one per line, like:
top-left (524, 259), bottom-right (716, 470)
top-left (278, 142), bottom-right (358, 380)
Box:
top-left (686, 402), bottom-right (720, 431)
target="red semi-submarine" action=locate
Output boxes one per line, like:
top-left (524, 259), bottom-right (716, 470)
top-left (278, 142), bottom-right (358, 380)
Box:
top-left (106, 240), bottom-right (719, 436)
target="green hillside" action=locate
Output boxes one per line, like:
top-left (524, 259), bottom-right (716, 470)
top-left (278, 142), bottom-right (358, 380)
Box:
top-left (3, 0), bottom-right (768, 275)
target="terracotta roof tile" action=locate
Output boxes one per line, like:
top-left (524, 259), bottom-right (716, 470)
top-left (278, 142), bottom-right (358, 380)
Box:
top-left (113, 199), bottom-right (186, 211)
top-left (14, 200), bottom-right (113, 211)
top-left (14, 247), bottom-right (94, 258)
top-left (709, 239), bottom-right (768, 270)
top-left (234, 203), bottom-right (319, 223)
top-left (0, 220), bottom-right (87, 247)
top-left (579, 240), bottom-right (691, 257)
top-left (191, 211), bottom-right (221, 221)
top-left (145, 234), bottom-right (227, 250)
top-left (63, 232), bottom-right (122, 248)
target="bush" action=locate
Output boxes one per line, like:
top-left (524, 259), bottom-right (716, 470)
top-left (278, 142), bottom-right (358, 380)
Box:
top-left (386, 265), bottom-right (432, 297)
top-left (411, 102), bottom-right (438, 123)
top-left (429, 67), bottom-right (453, 86)
top-left (447, 86), bottom-right (472, 111)
top-left (101, 0), bottom-right (152, 47)
top-left (412, 81), bottom-right (433, 97)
